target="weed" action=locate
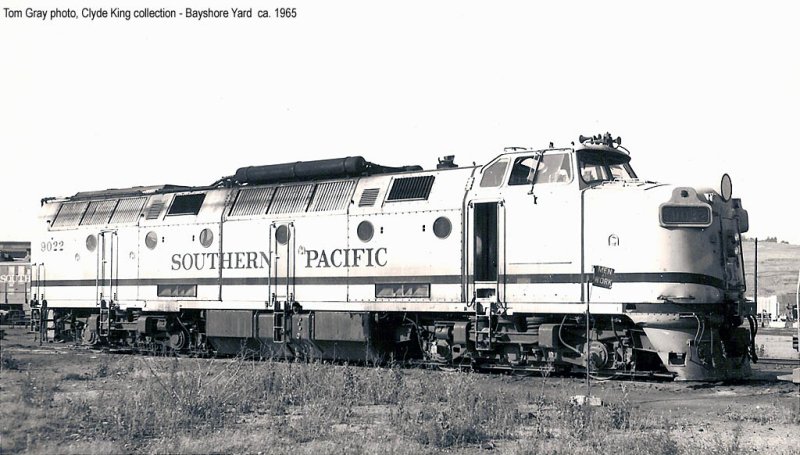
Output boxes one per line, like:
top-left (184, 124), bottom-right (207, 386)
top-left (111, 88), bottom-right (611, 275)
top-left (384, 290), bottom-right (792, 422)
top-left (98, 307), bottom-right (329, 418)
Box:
top-left (93, 355), bottom-right (110, 379)
top-left (1, 350), bottom-right (21, 370)
top-left (19, 371), bottom-right (58, 407)
top-left (391, 372), bottom-right (521, 448)
top-left (5, 352), bottom-right (786, 454)
top-left (61, 372), bottom-right (90, 381)
top-left (721, 401), bottom-right (800, 425)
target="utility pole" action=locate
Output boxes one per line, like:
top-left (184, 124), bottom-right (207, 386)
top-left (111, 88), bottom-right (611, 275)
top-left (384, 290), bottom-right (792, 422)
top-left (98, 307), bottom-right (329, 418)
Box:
top-left (795, 269), bottom-right (799, 360)
top-left (585, 281), bottom-right (591, 392)
top-left (754, 238), bottom-right (758, 314)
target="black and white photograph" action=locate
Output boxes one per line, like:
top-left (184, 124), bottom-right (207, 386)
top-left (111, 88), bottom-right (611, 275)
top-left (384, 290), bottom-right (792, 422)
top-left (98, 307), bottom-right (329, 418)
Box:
top-left (1, 1), bottom-right (799, 453)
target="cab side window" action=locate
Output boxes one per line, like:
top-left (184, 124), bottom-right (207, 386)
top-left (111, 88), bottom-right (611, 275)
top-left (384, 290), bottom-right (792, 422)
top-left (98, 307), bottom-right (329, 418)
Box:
top-left (479, 160), bottom-right (508, 187)
top-left (509, 154), bottom-right (572, 186)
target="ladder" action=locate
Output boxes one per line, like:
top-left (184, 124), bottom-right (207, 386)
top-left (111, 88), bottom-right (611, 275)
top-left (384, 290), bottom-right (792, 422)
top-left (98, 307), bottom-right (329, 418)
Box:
top-left (98, 299), bottom-right (110, 337)
top-left (38, 301), bottom-right (50, 344)
top-left (29, 305), bottom-right (41, 334)
top-left (269, 222), bottom-right (294, 344)
top-left (95, 230), bottom-right (116, 340)
top-left (271, 294), bottom-right (289, 343)
top-left (473, 281), bottom-right (498, 351)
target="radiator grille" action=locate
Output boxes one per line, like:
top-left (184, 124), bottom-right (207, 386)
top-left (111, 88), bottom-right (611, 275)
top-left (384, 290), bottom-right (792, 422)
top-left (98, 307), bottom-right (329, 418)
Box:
top-left (268, 184), bottom-right (314, 214)
top-left (109, 197), bottom-right (147, 224)
top-left (80, 200), bottom-right (117, 226)
top-left (51, 201), bottom-right (89, 228)
top-left (230, 187), bottom-right (275, 217)
top-left (308, 181), bottom-right (355, 212)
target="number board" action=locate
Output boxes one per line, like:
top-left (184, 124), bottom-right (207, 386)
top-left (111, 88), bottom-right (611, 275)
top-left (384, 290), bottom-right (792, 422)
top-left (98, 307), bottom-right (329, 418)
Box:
top-left (592, 265), bottom-right (615, 289)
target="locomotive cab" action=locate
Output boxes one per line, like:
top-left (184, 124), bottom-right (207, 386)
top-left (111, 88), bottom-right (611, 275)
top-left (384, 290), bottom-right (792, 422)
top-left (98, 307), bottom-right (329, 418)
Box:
top-left (478, 134), bottom-right (638, 194)
top-left (466, 133), bottom-right (753, 380)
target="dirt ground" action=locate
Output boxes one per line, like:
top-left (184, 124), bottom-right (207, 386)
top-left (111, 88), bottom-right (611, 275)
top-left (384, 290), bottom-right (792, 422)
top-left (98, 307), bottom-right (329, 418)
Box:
top-left (1, 326), bottom-right (798, 454)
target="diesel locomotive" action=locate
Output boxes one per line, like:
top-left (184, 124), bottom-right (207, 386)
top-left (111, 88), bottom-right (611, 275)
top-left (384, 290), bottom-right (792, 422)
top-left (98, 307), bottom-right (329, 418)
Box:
top-left (32, 133), bottom-right (755, 381)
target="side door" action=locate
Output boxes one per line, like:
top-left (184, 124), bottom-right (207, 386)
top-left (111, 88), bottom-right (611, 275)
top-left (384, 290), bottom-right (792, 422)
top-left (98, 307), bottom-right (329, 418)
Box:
top-left (269, 221), bottom-right (296, 308)
top-left (95, 229), bottom-right (119, 307)
top-left (466, 199), bottom-right (505, 351)
top-left (467, 200), bottom-right (506, 305)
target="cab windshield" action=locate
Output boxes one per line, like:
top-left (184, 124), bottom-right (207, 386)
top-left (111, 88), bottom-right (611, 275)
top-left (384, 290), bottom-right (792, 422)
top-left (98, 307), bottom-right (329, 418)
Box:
top-left (578, 150), bottom-right (637, 184)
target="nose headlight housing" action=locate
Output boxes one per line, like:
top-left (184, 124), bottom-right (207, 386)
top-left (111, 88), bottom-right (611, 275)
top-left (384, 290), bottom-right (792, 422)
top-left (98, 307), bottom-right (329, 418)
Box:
top-left (659, 187), bottom-right (713, 228)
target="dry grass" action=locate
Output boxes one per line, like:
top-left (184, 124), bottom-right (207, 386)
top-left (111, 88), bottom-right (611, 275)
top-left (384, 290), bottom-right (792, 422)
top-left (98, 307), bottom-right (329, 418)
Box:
top-left (4, 351), bottom-right (792, 454)
top-left (742, 239), bottom-right (800, 297)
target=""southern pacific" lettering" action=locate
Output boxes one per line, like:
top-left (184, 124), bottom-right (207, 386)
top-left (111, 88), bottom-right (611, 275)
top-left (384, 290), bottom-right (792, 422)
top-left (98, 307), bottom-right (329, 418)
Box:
top-left (171, 252), bottom-right (269, 271)
top-left (305, 248), bottom-right (386, 268)
top-left (170, 248), bottom-right (388, 271)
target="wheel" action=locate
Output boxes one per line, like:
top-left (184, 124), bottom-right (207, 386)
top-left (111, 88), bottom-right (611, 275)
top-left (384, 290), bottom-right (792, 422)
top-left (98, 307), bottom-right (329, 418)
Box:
top-left (83, 327), bottom-right (99, 346)
top-left (168, 329), bottom-right (189, 351)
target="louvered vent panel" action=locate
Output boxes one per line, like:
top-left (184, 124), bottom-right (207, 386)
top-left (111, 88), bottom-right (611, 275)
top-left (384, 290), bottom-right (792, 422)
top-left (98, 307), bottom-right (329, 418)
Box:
top-left (80, 200), bottom-right (118, 225)
top-left (110, 197), bottom-right (147, 224)
top-left (268, 184), bottom-right (314, 214)
top-left (230, 187), bottom-right (275, 217)
top-left (308, 181), bottom-right (355, 212)
top-left (51, 201), bottom-right (89, 228)
top-left (358, 188), bottom-right (380, 207)
top-left (145, 198), bottom-right (167, 220)
top-left (386, 175), bottom-right (435, 201)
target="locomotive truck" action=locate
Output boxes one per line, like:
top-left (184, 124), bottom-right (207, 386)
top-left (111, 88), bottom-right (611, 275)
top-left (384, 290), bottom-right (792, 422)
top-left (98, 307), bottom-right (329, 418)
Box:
top-left (32, 133), bottom-right (755, 381)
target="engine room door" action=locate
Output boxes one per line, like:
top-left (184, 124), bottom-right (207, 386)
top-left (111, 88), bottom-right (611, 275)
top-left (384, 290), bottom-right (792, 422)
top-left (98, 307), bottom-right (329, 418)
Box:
top-left (95, 229), bottom-right (118, 307)
top-left (270, 221), bottom-right (296, 308)
top-left (468, 201), bottom-right (505, 302)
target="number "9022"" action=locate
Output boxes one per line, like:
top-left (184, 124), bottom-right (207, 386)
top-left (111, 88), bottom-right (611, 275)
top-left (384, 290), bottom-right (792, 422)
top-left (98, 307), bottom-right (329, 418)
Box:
top-left (41, 240), bottom-right (64, 252)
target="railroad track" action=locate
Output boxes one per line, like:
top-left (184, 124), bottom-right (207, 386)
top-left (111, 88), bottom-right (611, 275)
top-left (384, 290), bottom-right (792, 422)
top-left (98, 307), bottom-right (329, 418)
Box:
top-left (757, 357), bottom-right (800, 366)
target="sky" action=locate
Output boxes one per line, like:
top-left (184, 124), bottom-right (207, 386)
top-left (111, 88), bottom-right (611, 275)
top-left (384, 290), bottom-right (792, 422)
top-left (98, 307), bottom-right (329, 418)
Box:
top-left (1, 1), bottom-right (798, 244)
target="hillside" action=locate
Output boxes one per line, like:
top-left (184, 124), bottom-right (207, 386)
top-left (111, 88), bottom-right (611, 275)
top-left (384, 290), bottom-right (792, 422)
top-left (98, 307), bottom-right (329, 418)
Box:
top-left (741, 239), bottom-right (800, 300)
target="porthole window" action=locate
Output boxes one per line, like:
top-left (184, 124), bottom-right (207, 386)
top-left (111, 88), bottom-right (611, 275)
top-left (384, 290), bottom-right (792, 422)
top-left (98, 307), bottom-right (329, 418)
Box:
top-left (433, 217), bottom-right (452, 239)
top-left (145, 231), bottom-right (158, 250)
top-left (275, 225), bottom-right (290, 245)
top-left (199, 228), bottom-right (214, 248)
top-left (86, 234), bottom-right (97, 252)
top-left (357, 220), bottom-right (374, 242)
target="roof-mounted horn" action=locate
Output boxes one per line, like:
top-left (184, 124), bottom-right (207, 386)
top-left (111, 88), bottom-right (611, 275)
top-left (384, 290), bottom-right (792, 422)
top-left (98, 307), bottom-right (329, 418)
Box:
top-left (579, 132), bottom-right (622, 148)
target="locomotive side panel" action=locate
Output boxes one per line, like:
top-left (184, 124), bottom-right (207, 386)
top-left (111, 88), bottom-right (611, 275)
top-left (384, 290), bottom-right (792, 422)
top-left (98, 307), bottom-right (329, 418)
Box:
top-left (502, 179), bottom-right (583, 309)
top-left (347, 168), bottom-right (475, 310)
top-left (136, 190), bottom-right (232, 309)
top-left (137, 222), bottom-right (223, 303)
top-left (38, 199), bottom-right (144, 309)
top-left (105, 225), bottom-right (140, 305)
top-left (347, 209), bottom-right (463, 306)
top-left (214, 217), bottom-right (272, 305)
top-left (272, 213), bottom-right (351, 305)
top-left (218, 178), bottom-right (358, 308)
top-left (39, 225), bottom-right (95, 306)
